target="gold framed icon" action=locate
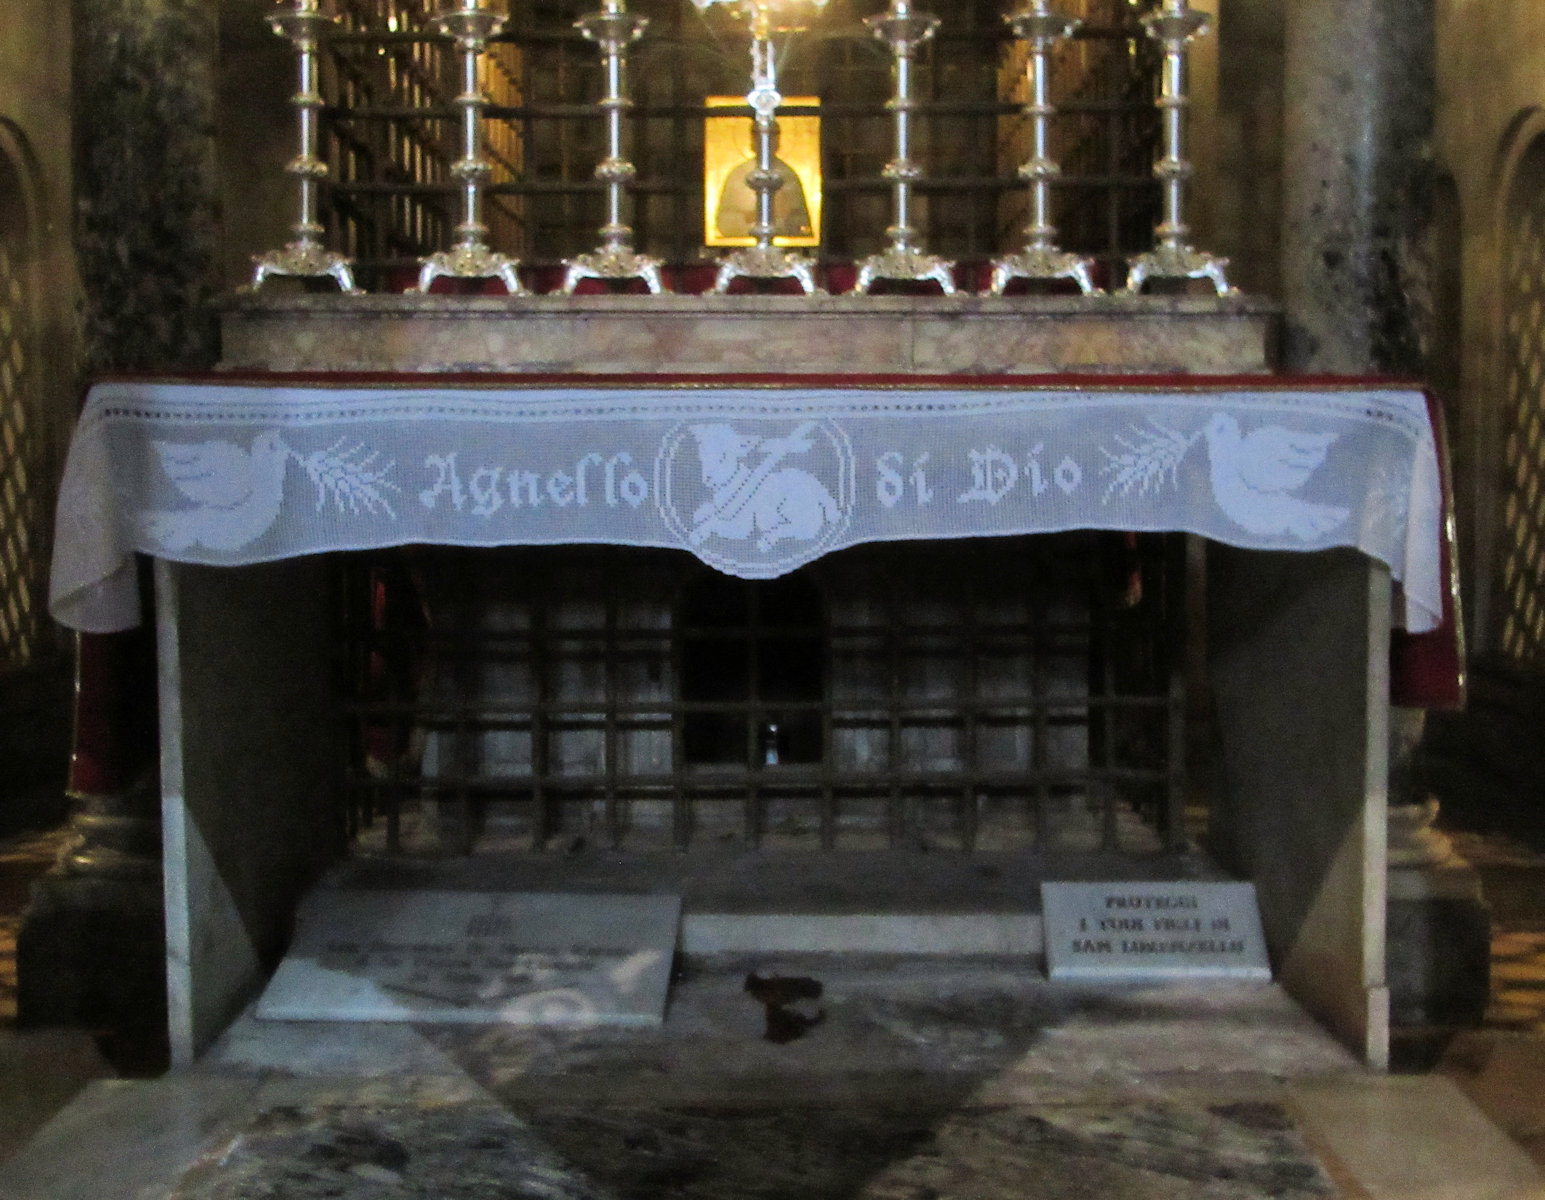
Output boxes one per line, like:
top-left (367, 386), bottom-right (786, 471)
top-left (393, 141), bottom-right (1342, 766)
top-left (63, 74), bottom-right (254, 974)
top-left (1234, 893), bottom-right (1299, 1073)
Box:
top-left (703, 96), bottom-right (822, 248)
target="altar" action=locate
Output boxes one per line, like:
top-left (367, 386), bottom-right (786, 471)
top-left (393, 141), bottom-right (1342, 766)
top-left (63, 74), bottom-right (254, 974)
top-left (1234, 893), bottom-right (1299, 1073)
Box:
top-left (45, 292), bottom-right (1436, 1071)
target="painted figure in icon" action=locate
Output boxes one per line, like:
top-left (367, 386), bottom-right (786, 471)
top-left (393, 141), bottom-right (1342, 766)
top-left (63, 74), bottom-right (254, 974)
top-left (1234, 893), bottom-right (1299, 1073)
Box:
top-left (714, 125), bottom-right (813, 241)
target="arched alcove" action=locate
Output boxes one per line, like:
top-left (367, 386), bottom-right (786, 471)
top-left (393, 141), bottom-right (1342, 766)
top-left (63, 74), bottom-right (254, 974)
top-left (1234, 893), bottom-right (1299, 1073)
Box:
top-left (1491, 135), bottom-right (1545, 667)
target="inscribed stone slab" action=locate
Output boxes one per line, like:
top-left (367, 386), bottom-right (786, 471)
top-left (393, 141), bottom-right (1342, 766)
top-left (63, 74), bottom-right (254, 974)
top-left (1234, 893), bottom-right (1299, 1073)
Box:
top-left (254, 890), bottom-right (681, 1025)
top-left (1041, 881), bottom-right (1271, 981)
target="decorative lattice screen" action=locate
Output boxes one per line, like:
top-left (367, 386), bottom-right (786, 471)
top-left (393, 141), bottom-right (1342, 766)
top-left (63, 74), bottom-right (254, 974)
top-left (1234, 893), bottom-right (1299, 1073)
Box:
top-left (0, 236), bottom-right (41, 669)
top-left (1496, 142), bottom-right (1545, 667)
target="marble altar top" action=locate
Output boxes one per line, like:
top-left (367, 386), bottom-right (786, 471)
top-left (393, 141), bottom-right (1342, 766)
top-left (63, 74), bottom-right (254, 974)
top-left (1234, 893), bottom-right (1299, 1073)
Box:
top-left (217, 291), bottom-right (1280, 376)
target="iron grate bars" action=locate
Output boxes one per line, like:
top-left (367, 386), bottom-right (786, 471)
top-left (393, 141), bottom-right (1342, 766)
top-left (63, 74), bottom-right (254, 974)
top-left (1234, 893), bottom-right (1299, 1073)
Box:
top-left (335, 534), bottom-right (1188, 857)
top-left (311, 0), bottom-right (1163, 289)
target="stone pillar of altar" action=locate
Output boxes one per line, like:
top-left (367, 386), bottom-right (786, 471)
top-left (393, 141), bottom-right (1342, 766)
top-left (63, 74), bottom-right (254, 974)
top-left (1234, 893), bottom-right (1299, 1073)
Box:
top-left (1207, 0), bottom-right (1476, 1065)
top-left (17, 0), bottom-right (221, 1068)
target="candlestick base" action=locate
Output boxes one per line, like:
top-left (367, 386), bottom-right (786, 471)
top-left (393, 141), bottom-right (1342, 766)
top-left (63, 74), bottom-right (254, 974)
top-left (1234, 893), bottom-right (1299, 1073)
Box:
top-left (1140, 6), bottom-right (1210, 45)
top-left (562, 245), bottom-right (667, 294)
top-left (247, 241), bottom-right (363, 294)
top-left (710, 245), bottom-right (823, 295)
top-left (414, 243), bottom-right (526, 295)
top-left (989, 246), bottom-right (1101, 296)
top-left (1125, 242), bottom-right (1234, 296)
top-left (851, 246), bottom-right (957, 295)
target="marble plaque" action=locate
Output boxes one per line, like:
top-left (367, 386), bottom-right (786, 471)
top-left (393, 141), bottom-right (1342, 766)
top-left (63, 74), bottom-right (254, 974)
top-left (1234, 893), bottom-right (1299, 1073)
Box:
top-left (255, 890), bottom-right (682, 1025)
top-left (1041, 882), bottom-right (1271, 981)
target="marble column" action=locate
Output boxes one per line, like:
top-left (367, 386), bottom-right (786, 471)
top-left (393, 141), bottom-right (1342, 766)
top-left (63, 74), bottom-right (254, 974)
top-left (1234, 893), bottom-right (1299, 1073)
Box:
top-left (1281, 0), bottom-right (1484, 1042)
top-left (1280, 0), bottom-right (1433, 375)
top-left (72, 0), bottom-right (221, 371)
top-left (18, 0), bottom-right (220, 1069)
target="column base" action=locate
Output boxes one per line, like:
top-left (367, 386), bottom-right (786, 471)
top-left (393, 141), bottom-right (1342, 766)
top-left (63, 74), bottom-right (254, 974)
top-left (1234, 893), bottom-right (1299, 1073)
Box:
top-left (16, 870), bottom-right (169, 1072)
top-left (15, 777), bottom-right (168, 1073)
top-left (1386, 800), bottom-right (1491, 1029)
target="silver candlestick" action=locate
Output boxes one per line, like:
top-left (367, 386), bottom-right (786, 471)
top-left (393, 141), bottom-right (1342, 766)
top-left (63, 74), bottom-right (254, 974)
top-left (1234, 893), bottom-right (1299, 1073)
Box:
top-left (693, 0), bottom-right (827, 295)
top-left (248, 0), bottom-right (362, 294)
top-left (563, 0), bottom-right (666, 293)
top-left (852, 0), bottom-right (955, 295)
top-left (414, 0), bottom-right (524, 294)
top-left (990, 0), bottom-right (1099, 296)
top-left (1124, 0), bottom-right (1233, 295)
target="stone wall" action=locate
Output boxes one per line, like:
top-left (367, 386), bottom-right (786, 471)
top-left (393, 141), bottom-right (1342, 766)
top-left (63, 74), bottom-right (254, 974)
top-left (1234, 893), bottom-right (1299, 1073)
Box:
top-left (216, 0), bottom-right (298, 293)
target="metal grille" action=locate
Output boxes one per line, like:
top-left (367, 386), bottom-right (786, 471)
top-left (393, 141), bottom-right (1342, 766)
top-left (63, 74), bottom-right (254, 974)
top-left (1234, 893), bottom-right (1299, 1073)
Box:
top-left (998, 0), bottom-right (1165, 281)
top-left (316, 0), bottom-right (1163, 287)
top-left (1496, 141), bottom-right (1545, 667)
top-left (339, 535), bottom-right (1186, 856)
top-left (0, 206), bottom-right (43, 671)
top-left (324, 0), bottom-right (528, 285)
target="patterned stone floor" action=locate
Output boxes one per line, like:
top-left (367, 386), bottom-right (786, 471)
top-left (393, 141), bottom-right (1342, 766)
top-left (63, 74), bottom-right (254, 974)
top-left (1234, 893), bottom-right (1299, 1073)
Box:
top-left (0, 827), bottom-right (68, 1023)
top-left (166, 1097), bottom-right (1337, 1200)
top-left (1450, 830), bottom-right (1545, 1034)
top-left (3, 820), bottom-right (1545, 1194)
top-left (1488, 932), bottom-right (1545, 1031)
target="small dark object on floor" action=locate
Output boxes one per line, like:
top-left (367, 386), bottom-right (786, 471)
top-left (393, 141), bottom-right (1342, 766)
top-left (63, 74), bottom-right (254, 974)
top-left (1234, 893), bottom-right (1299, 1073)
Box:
top-left (744, 973), bottom-right (822, 1006)
top-left (763, 1003), bottom-right (826, 1045)
top-left (744, 973), bottom-right (825, 1044)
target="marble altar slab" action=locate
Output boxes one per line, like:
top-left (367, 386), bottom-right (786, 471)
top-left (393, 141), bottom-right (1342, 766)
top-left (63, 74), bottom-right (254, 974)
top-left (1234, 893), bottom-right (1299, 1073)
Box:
top-left (254, 890), bottom-right (681, 1025)
top-left (1041, 881), bottom-right (1271, 981)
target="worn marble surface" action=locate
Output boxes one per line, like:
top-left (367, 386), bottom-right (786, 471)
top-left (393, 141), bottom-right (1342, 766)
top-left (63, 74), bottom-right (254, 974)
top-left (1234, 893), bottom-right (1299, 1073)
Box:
top-left (207, 956), bottom-right (1358, 1102)
top-left (1, 950), bottom-right (1540, 1200)
top-left (437, 981), bottom-right (1352, 1109)
top-left (170, 1103), bottom-right (612, 1200)
top-left (1288, 1073), bottom-right (1545, 1200)
top-left (165, 1097), bottom-right (1334, 1200)
top-left (217, 293), bottom-right (1278, 376)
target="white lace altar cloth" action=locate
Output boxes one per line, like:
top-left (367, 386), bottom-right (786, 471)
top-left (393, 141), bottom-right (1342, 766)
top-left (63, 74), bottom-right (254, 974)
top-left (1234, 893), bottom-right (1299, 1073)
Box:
top-left (49, 379), bottom-right (1443, 635)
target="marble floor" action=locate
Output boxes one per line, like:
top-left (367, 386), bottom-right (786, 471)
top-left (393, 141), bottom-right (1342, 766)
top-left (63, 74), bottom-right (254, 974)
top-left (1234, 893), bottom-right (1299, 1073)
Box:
top-left (161, 1095), bottom-right (1339, 1200)
top-left (0, 951), bottom-right (1542, 1200)
top-left (1428, 831), bottom-right (1545, 1171)
top-left (4, 824), bottom-right (1545, 1197)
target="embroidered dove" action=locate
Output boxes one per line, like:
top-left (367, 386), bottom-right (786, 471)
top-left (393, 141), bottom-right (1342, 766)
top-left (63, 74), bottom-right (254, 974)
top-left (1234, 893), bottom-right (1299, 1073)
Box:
top-left (140, 431), bottom-right (292, 551)
top-left (1200, 412), bottom-right (1350, 540)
